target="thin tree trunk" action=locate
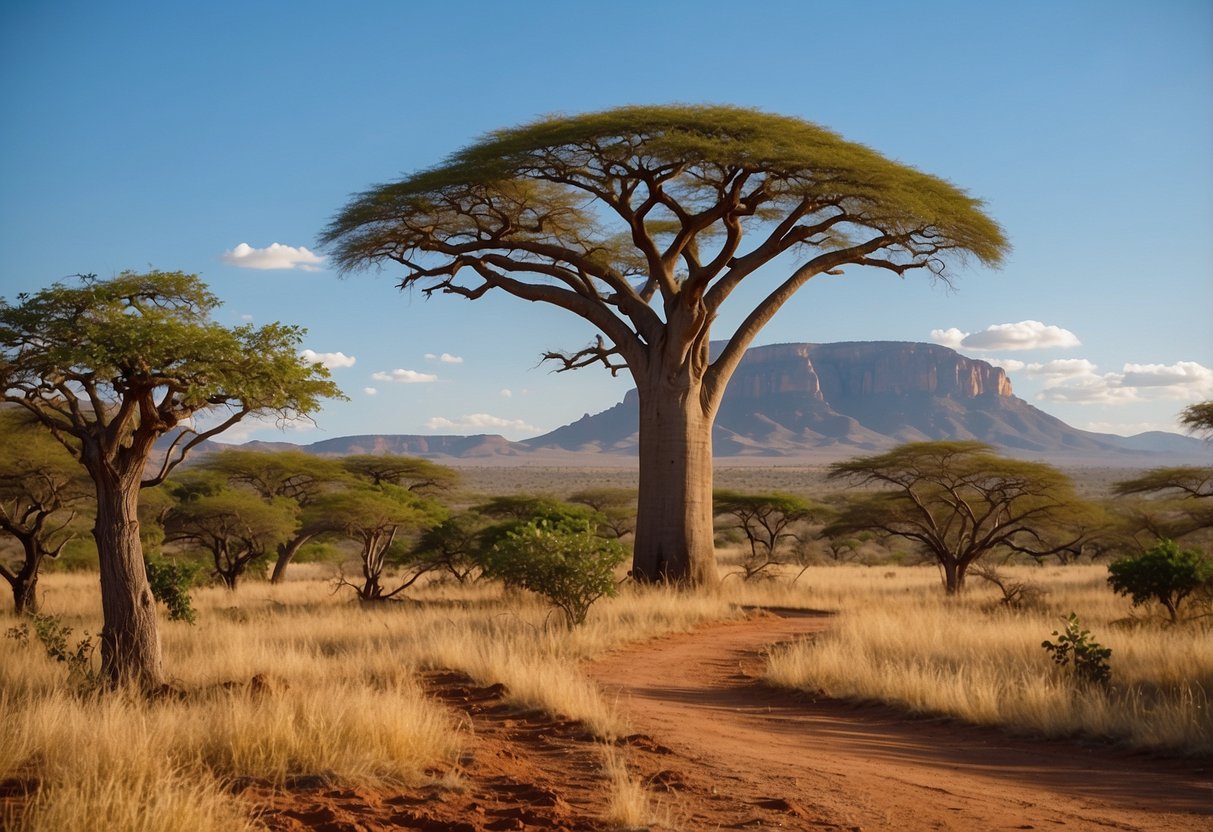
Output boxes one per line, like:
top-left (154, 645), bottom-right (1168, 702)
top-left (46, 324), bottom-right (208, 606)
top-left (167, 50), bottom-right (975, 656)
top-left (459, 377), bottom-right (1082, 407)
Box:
top-left (9, 540), bottom-right (42, 615)
top-left (631, 384), bottom-right (720, 587)
top-left (93, 477), bottom-right (164, 690)
top-left (270, 532), bottom-right (314, 584)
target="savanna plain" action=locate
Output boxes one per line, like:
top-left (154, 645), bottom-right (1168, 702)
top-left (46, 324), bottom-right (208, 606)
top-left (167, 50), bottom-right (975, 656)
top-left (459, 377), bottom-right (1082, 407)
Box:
top-left (2, 465), bottom-right (1210, 831)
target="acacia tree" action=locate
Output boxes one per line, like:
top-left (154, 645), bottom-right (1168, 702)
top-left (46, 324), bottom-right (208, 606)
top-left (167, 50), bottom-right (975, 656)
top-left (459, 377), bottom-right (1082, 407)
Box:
top-left (328, 485), bottom-right (445, 601)
top-left (321, 105), bottom-right (1006, 585)
top-left (1180, 400), bottom-right (1213, 438)
top-left (0, 271), bottom-right (341, 688)
top-left (0, 409), bottom-right (94, 613)
top-left (341, 454), bottom-right (460, 494)
top-left (199, 449), bottom-right (350, 582)
top-left (713, 490), bottom-right (818, 580)
top-left (827, 442), bottom-right (1096, 593)
top-left (164, 489), bottom-right (298, 590)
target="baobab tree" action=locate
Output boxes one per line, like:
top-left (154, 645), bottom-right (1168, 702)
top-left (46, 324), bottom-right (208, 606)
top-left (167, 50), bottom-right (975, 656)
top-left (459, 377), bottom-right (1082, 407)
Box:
top-left (322, 105), bottom-right (1007, 585)
top-left (0, 271), bottom-right (341, 689)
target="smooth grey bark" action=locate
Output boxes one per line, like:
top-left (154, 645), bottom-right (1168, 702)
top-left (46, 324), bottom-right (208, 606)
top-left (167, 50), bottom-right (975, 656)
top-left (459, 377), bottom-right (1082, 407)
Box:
top-left (631, 375), bottom-right (720, 587)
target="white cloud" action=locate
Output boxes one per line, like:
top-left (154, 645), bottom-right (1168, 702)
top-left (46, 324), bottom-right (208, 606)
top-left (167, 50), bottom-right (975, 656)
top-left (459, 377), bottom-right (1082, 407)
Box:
top-left (363, 387), bottom-right (378, 396)
top-left (1024, 359), bottom-right (1100, 383)
top-left (425, 352), bottom-right (464, 364)
top-left (1031, 359), bottom-right (1213, 406)
top-left (425, 413), bottom-right (539, 433)
top-left (1119, 361), bottom-right (1213, 392)
top-left (240, 314), bottom-right (254, 322)
top-left (931, 321), bottom-right (1080, 352)
top-left (299, 349), bottom-right (356, 369)
top-left (1036, 379), bottom-right (1136, 404)
top-left (371, 369), bottom-right (438, 383)
top-left (222, 242), bottom-right (325, 271)
top-left (985, 358), bottom-right (1025, 372)
top-left (499, 388), bottom-right (513, 398)
top-left (929, 328), bottom-right (967, 349)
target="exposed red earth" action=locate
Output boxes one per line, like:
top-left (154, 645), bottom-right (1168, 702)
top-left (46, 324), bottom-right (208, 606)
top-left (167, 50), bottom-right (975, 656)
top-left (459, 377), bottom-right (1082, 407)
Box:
top-left (249, 610), bottom-right (1210, 831)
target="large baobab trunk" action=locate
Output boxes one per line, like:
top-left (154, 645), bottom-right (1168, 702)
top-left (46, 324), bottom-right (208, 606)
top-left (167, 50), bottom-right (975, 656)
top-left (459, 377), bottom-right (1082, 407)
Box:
top-left (631, 382), bottom-right (720, 587)
top-left (92, 472), bottom-right (164, 690)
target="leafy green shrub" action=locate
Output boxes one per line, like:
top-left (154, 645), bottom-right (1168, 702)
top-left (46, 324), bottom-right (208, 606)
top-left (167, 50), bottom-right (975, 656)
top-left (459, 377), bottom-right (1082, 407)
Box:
top-left (481, 518), bottom-right (627, 627)
top-left (1041, 612), bottom-right (1112, 688)
top-left (144, 555), bottom-right (203, 623)
top-left (1107, 539), bottom-right (1212, 624)
top-left (5, 613), bottom-right (100, 691)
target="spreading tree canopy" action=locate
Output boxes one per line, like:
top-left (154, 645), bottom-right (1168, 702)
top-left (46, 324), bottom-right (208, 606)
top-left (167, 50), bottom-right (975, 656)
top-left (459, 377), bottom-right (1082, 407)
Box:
top-left (827, 442), bottom-right (1098, 593)
top-left (0, 271), bottom-right (342, 688)
top-left (322, 105), bottom-right (1007, 585)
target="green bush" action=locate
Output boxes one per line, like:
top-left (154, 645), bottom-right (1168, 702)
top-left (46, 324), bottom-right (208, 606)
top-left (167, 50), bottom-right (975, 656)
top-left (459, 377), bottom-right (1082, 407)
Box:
top-left (144, 555), bottom-right (203, 623)
top-left (5, 614), bottom-right (100, 691)
top-left (1041, 612), bottom-right (1112, 688)
top-left (481, 518), bottom-right (627, 627)
top-left (1107, 539), bottom-right (1212, 624)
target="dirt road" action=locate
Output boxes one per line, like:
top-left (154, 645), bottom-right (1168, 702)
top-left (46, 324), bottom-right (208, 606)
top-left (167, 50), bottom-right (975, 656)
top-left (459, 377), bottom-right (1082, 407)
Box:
top-left (587, 609), bottom-right (1212, 831)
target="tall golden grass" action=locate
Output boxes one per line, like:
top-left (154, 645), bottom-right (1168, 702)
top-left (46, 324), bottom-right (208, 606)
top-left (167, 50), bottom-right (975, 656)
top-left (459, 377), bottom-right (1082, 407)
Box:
top-left (764, 564), bottom-right (1213, 755)
top-left (0, 568), bottom-right (737, 830)
top-left (5, 558), bottom-right (1208, 831)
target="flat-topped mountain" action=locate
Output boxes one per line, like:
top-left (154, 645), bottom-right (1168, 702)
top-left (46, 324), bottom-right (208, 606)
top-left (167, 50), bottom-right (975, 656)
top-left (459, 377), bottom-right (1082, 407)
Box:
top-left (229, 341), bottom-right (1211, 466)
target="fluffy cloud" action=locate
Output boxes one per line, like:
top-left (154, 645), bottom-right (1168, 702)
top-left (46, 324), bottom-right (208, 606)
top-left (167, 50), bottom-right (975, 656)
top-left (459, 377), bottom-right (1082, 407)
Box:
top-left (1024, 359), bottom-right (1100, 381)
top-left (1032, 359), bottom-right (1213, 405)
top-left (1119, 361), bottom-right (1213, 390)
top-left (985, 358), bottom-right (1025, 372)
top-left (363, 387), bottom-right (378, 396)
top-left (371, 369), bottom-right (438, 383)
top-left (299, 349), bottom-right (355, 369)
top-left (222, 242), bottom-right (325, 271)
top-left (931, 321), bottom-right (1080, 352)
top-left (425, 352), bottom-right (464, 364)
top-left (425, 413), bottom-right (539, 433)
top-left (929, 327), bottom-right (967, 349)
top-left (499, 388), bottom-right (513, 398)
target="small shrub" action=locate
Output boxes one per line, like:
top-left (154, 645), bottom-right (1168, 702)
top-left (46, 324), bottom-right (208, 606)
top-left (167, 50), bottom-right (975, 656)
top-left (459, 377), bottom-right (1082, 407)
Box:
top-left (973, 563), bottom-right (1048, 611)
top-left (145, 555), bottom-right (202, 623)
top-left (1041, 612), bottom-right (1112, 688)
top-left (481, 519), bottom-right (627, 627)
top-left (5, 613), bottom-right (100, 691)
top-left (1107, 539), bottom-right (1212, 624)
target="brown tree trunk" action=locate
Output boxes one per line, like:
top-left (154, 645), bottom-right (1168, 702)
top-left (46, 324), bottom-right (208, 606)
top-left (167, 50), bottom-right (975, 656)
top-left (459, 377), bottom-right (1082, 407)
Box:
top-left (8, 540), bottom-right (42, 615)
top-left (942, 558), bottom-right (966, 595)
top-left (269, 532), bottom-right (315, 584)
top-left (93, 475), bottom-right (164, 690)
top-left (631, 382), bottom-right (720, 587)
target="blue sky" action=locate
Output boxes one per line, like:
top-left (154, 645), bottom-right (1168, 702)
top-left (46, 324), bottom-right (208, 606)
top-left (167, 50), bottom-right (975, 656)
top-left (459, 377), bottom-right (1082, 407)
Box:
top-left (2, 0), bottom-right (1210, 445)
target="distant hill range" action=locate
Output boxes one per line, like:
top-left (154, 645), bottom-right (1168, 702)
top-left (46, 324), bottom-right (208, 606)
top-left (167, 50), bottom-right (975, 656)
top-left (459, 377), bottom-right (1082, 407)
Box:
top-left (231, 342), bottom-right (1212, 467)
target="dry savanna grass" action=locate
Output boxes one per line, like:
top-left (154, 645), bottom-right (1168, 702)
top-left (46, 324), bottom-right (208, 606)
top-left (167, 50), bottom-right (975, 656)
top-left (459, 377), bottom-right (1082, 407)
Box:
top-left (4, 544), bottom-right (1210, 830)
top-left (764, 563), bottom-right (1213, 756)
top-left (0, 568), bottom-right (738, 831)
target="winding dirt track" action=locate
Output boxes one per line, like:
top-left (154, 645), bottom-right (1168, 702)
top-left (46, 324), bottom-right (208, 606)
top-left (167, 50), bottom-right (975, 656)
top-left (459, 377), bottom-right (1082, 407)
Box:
top-left (587, 610), bottom-right (1212, 831)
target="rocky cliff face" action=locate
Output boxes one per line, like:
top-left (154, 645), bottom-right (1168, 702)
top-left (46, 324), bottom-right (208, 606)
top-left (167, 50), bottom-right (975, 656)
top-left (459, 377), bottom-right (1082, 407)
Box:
top-left (724, 342), bottom-right (1013, 403)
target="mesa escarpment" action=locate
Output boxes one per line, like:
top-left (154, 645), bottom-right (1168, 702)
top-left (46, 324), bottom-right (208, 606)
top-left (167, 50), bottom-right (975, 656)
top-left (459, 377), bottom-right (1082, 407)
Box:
top-left (223, 341), bottom-right (1209, 464)
top-left (726, 342), bottom-right (1014, 402)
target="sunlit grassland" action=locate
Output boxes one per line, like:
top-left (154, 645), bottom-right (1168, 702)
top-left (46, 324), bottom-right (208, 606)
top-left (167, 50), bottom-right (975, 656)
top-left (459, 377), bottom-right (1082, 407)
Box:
top-left (4, 554), bottom-right (1209, 831)
top-left (764, 563), bottom-right (1213, 755)
top-left (0, 567), bottom-right (738, 831)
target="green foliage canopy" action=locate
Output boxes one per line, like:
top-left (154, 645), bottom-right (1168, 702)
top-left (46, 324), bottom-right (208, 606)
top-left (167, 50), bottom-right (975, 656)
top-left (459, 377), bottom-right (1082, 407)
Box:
top-left (1107, 539), bottom-right (1212, 624)
top-left (827, 441), bottom-right (1098, 593)
top-left (0, 271), bottom-right (344, 486)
